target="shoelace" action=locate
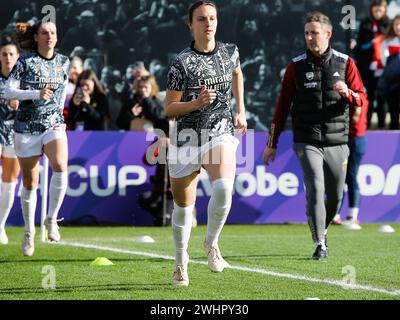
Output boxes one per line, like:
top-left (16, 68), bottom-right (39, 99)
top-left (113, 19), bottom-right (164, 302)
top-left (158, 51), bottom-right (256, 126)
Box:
top-left (54, 218), bottom-right (64, 229)
top-left (46, 217), bottom-right (64, 229)
top-left (24, 233), bottom-right (34, 245)
top-left (208, 247), bottom-right (221, 263)
top-left (174, 266), bottom-right (186, 280)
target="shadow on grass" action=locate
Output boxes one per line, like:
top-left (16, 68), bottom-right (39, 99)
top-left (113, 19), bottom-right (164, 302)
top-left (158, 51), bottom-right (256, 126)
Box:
top-left (0, 282), bottom-right (174, 296)
top-left (0, 258), bottom-right (168, 264)
top-left (211, 254), bottom-right (308, 262)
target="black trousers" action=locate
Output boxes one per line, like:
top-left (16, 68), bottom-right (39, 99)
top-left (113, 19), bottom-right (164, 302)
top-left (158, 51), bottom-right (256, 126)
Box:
top-left (386, 90), bottom-right (400, 130)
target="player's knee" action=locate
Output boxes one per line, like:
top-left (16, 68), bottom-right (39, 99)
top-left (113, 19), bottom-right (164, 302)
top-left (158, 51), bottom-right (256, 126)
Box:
top-left (212, 178), bottom-right (233, 208)
top-left (51, 162), bottom-right (67, 172)
top-left (22, 179), bottom-right (38, 190)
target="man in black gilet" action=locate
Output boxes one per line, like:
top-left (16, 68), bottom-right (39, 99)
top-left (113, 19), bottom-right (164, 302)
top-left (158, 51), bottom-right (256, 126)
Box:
top-left (263, 12), bottom-right (366, 260)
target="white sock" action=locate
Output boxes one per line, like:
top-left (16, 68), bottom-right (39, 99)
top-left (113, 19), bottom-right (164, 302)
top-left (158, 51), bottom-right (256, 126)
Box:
top-left (206, 178), bottom-right (233, 247)
top-left (334, 214), bottom-right (341, 221)
top-left (172, 202), bottom-right (194, 265)
top-left (0, 181), bottom-right (17, 229)
top-left (21, 187), bottom-right (37, 233)
top-left (348, 207), bottom-right (359, 220)
top-left (47, 171), bottom-right (68, 220)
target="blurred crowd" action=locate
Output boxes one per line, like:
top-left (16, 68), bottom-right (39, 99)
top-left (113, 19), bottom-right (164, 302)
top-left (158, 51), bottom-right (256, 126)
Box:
top-left (1, 0), bottom-right (400, 132)
top-left (2, 0), bottom-right (400, 226)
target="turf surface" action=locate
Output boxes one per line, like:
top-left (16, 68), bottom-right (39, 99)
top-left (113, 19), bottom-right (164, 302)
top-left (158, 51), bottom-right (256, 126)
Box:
top-left (0, 224), bottom-right (399, 300)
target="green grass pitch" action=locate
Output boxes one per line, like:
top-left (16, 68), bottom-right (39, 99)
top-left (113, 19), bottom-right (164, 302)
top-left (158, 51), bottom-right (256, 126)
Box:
top-left (0, 224), bottom-right (399, 300)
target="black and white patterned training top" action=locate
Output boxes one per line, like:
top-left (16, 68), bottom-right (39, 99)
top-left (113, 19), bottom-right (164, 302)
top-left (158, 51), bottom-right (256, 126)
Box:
top-left (0, 74), bottom-right (16, 145)
top-left (8, 51), bottom-right (69, 135)
top-left (166, 41), bottom-right (240, 146)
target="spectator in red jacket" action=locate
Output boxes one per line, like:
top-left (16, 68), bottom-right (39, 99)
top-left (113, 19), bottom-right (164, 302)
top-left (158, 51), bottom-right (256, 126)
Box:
top-left (353, 0), bottom-right (389, 128)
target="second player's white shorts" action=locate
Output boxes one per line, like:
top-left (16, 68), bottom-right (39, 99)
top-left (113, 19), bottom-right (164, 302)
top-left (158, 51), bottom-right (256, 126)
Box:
top-left (168, 133), bottom-right (239, 179)
top-left (0, 144), bottom-right (17, 158)
top-left (14, 124), bottom-right (67, 158)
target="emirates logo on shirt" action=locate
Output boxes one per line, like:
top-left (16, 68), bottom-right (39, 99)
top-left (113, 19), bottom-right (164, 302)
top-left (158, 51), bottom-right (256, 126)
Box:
top-left (197, 74), bottom-right (232, 90)
top-left (35, 76), bottom-right (65, 89)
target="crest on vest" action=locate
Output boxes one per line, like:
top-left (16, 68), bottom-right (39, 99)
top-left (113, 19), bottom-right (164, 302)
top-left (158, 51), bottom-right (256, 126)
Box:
top-left (305, 72), bottom-right (314, 80)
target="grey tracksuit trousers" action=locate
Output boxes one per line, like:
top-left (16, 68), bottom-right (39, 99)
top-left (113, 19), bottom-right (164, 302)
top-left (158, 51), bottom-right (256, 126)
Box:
top-left (293, 143), bottom-right (350, 244)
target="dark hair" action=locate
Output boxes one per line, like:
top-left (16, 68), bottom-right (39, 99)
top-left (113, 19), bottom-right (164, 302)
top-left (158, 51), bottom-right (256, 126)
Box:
top-left (0, 33), bottom-right (21, 52)
top-left (76, 69), bottom-right (106, 96)
top-left (305, 11), bottom-right (333, 32)
top-left (188, 1), bottom-right (217, 24)
top-left (15, 20), bottom-right (56, 51)
top-left (370, 0), bottom-right (388, 20)
top-left (384, 13), bottom-right (400, 40)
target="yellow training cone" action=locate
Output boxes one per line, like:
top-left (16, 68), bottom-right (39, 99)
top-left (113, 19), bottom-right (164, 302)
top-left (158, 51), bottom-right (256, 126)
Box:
top-left (90, 257), bottom-right (114, 266)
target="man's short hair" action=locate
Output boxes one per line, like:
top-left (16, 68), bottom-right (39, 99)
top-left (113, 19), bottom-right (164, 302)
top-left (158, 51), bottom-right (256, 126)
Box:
top-left (305, 11), bottom-right (332, 32)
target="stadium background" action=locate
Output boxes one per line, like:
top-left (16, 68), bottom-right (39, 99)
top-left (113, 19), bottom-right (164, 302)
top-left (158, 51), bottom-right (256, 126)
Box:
top-left (1, 0), bottom-right (400, 226)
top-left (0, 0), bottom-right (374, 128)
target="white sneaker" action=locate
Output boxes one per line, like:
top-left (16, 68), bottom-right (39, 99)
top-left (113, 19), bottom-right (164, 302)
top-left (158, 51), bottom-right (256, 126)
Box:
top-left (342, 218), bottom-right (362, 230)
top-left (44, 217), bottom-right (62, 242)
top-left (0, 227), bottom-right (8, 245)
top-left (203, 240), bottom-right (230, 273)
top-left (343, 222), bottom-right (362, 230)
top-left (22, 232), bottom-right (35, 256)
top-left (172, 263), bottom-right (189, 286)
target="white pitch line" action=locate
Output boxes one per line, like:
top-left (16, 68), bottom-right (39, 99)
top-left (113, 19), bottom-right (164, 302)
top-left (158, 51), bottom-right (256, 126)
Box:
top-left (59, 241), bottom-right (400, 297)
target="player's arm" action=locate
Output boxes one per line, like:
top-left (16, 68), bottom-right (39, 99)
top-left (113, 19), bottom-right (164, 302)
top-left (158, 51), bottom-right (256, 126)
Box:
top-left (3, 60), bottom-right (37, 100)
top-left (59, 79), bottom-right (68, 109)
top-left (165, 56), bottom-right (216, 118)
top-left (165, 90), bottom-right (197, 117)
top-left (5, 78), bottom-right (53, 101)
top-left (165, 87), bottom-right (216, 118)
top-left (59, 59), bottom-right (70, 108)
top-left (232, 66), bottom-right (247, 135)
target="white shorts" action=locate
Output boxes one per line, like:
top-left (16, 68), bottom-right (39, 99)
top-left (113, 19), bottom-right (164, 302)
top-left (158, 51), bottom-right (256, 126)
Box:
top-left (14, 124), bottom-right (67, 158)
top-left (0, 144), bottom-right (17, 158)
top-left (168, 133), bottom-right (239, 179)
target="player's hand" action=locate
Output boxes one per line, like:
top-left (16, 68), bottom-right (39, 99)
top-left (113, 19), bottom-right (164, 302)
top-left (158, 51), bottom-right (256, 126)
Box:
top-left (263, 146), bottom-right (277, 166)
top-left (9, 100), bottom-right (19, 109)
top-left (197, 86), bottom-right (217, 108)
top-left (73, 87), bottom-right (85, 105)
top-left (40, 87), bottom-right (53, 100)
top-left (131, 103), bottom-right (143, 116)
top-left (349, 39), bottom-right (357, 50)
top-left (72, 95), bottom-right (81, 106)
top-left (234, 112), bottom-right (247, 135)
top-left (82, 89), bottom-right (91, 104)
top-left (334, 81), bottom-right (349, 98)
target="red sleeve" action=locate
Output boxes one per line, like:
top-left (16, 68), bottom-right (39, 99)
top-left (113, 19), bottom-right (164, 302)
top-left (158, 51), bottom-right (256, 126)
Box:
top-left (267, 62), bottom-right (296, 148)
top-left (344, 57), bottom-right (366, 107)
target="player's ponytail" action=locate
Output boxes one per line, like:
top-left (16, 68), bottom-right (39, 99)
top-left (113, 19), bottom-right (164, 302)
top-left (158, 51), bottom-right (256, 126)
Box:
top-left (15, 22), bottom-right (36, 51)
top-left (15, 20), bottom-right (54, 52)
